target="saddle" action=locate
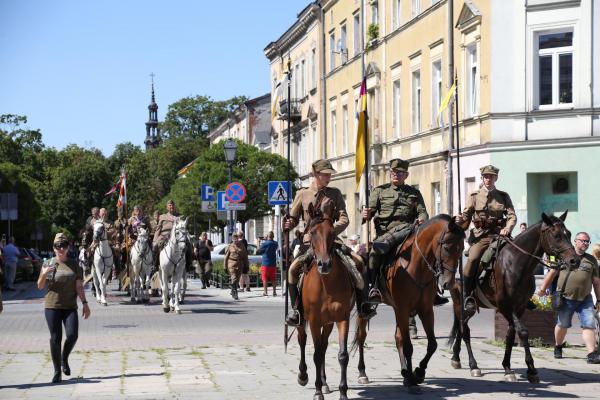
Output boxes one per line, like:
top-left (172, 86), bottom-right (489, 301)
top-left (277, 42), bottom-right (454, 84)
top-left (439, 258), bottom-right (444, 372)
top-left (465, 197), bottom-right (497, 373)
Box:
top-left (476, 238), bottom-right (507, 286)
top-left (376, 231), bottom-right (416, 300)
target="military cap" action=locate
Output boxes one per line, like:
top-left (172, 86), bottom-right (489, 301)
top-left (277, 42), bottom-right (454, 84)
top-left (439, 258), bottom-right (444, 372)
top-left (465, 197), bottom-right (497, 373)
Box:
top-left (312, 159), bottom-right (336, 174)
top-left (479, 165), bottom-right (499, 176)
top-left (53, 232), bottom-right (69, 244)
top-left (389, 158), bottom-right (409, 172)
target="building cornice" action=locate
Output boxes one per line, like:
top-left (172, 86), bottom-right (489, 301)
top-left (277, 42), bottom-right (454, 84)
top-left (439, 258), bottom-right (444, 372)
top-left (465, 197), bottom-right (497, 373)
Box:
top-left (450, 136), bottom-right (600, 158)
top-left (264, 2), bottom-right (320, 61)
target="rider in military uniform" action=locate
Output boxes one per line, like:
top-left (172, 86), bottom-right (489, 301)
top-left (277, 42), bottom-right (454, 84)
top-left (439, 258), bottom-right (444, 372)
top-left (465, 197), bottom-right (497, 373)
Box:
top-left (283, 159), bottom-right (375, 326)
top-left (152, 200), bottom-right (193, 272)
top-left (128, 205), bottom-right (150, 242)
top-left (455, 165), bottom-right (516, 315)
top-left (362, 158), bottom-right (429, 301)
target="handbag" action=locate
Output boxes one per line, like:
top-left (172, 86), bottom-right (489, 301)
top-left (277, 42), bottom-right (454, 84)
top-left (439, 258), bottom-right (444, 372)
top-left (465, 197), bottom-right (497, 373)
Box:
top-left (551, 268), bottom-right (572, 311)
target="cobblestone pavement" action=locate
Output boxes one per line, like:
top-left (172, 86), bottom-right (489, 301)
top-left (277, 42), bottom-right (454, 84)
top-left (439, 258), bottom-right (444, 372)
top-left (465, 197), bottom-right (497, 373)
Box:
top-left (0, 279), bottom-right (598, 399)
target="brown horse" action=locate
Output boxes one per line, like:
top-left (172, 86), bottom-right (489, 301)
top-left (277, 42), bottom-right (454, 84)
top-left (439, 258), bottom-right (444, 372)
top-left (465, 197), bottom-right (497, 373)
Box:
top-left (353, 215), bottom-right (466, 387)
top-left (448, 211), bottom-right (579, 383)
top-left (296, 203), bottom-right (355, 400)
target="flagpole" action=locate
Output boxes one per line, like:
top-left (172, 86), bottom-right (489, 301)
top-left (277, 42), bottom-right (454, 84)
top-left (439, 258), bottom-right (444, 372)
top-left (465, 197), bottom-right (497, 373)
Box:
top-left (361, 0), bottom-right (370, 251)
top-left (284, 58), bottom-right (292, 352)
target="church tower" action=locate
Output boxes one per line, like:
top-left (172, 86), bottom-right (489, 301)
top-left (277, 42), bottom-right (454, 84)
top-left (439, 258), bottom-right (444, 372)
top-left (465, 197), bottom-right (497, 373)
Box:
top-left (144, 74), bottom-right (161, 150)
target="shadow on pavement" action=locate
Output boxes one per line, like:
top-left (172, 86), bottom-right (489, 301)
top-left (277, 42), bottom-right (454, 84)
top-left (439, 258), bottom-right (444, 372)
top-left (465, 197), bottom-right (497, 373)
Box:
top-left (1, 282), bottom-right (44, 301)
top-left (0, 372), bottom-right (164, 390)
top-left (187, 308), bottom-right (247, 315)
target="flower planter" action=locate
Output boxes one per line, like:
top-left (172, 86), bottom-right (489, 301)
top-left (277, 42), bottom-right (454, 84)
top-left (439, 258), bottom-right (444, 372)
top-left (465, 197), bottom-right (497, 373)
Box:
top-left (494, 309), bottom-right (556, 346)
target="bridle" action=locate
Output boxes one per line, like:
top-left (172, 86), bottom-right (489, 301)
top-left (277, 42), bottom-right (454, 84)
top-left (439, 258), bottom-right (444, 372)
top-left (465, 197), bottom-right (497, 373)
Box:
top-left (163, 226), bottom-right (187, 267)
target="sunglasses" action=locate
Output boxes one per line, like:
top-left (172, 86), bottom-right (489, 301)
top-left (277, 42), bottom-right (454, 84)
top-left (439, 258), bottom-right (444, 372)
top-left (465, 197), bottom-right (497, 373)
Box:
top-left (576, 239), bottom-right (590, 245)
top-left (54, 242), bottom-right (69, 250)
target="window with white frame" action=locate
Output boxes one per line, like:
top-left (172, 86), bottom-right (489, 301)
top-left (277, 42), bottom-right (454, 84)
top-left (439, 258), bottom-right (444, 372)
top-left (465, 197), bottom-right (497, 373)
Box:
top-left (342, 105), bottom-right (349, 154)
top-left (432, 182), bottom-right (441, 215)
top-left (466, 45), bottom-right (478, 117)
top-left (311, 122), bottom-right (318, 160)
top-left (412, 69), bottom-right (421, 134)
top-left (431, 60), bottom-right (442, 126)
top-left (329, 32), bottom-right (336, 71)
top-left (300, 59), bottom-right (305, 97)
top-left (340, 24), bottom-right (347, 63)
top-left (412, 0), bottom-right (420, 18)
top-left (331, 110), bottom-right (337, 156)
top-left (353, 13), bottom-right (361, 56)
top-left (371, 2), bottom-right (378, 25)
top-left (536, 30), bottom-right (573, 107)
top-left (393, 79), bottom-right (401, 138)
top-left (311, 48), bottom-right (317, 90)
top-left (292, 63), bottom-right (298, 99)
top-left (393, 0), bottom-right (401, 30)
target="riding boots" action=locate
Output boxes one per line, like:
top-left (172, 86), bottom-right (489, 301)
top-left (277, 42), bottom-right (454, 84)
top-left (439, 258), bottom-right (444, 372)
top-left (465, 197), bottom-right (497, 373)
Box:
top-left (463, 276), bottom-right (477, 316)
top-left (286, 283), bottom-right (301, 326)
top-left (356, 283), bottom-right (377, 320)
top-left (367, 264), bottom-right (382, 303)
top-left (372, 227), bottom-right (411, 255)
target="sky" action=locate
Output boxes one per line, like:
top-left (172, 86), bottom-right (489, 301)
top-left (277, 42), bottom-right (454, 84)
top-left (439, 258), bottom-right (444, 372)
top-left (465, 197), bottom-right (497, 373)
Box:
top-left (0, 0), bottom-right (308, 155)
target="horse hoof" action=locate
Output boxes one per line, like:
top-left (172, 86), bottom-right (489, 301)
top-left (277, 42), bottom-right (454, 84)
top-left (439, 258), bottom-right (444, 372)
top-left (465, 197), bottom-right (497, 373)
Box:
top-left (170, 306), bottom-right (174, 311)
top-left (504, 373), bottom-right (517, 382)
top-left (471, 368), bottom-right (482, 377)
top-left (176, 309), bottom-right (181, 315)
top-left (321, 384), bottom-right (330, 394)
top-left (527, 373), bottom-right (540, 384)
top-left (102, 302), bottom-right (107, 307)
top-left (162, 307), bottom-right (170, 313)
top-left (313, 394), bottom-right (324, 400)
top-left (358, 375), bottom-right (370, 384)
top-left (451, 360), bottom-right (462, 369)
top-left (414, 367), bottom-right (425, 384)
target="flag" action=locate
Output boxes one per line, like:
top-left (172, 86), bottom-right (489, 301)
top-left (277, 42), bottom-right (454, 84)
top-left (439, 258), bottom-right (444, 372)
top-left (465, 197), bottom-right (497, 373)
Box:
top-left (355, 77), bottom-right (367, 188)
top-left (272, 69), bottom-right (290, 120)
top-left (104, 180), bottom-right (120, 196)
top-left (437, 81), bottom-right (456, 120)
top-left (177, 159), bottom-right (196, 176)
top-left (116, 171), bottom-right (127, 209)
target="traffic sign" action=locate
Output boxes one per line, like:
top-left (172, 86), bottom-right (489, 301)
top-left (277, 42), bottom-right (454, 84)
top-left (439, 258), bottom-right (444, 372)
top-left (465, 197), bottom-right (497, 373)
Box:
top-left (268, 181), bottom-right (292, 205)
top-left (217, 191), bottom-right (228, 211)
top-left (201, 201), bottom-right (216, 212)
top-left (226, 203), bottom-right (246, 211)
top-left (225, 182), bottom-right (246, 203)
top-left (201, 184), bottom-right (214, 201)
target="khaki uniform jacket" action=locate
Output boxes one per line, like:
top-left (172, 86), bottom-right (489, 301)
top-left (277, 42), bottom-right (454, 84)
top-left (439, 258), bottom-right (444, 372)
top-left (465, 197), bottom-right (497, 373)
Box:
top-left (153, 212), bottom-right (179, 244)
top-left (128, 215), bottom-right (149, 232)
top-left (288, 181), bottom-right (349, 241)
top-left (367, 183), bottom-right (428, 237)
top-left (461, 187), bottom-right (517, 239)
top-left (224, 242), bottom-right (249, 274)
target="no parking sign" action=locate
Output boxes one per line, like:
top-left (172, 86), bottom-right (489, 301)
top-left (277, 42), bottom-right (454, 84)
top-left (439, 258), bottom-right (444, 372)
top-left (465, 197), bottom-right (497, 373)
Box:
top-left (225, 182), bottom-right (246, 203)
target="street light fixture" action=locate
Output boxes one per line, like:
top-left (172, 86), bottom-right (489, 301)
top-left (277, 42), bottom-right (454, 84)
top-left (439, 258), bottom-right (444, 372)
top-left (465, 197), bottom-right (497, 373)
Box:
top-left (223, 138), bottom-right (238, 243)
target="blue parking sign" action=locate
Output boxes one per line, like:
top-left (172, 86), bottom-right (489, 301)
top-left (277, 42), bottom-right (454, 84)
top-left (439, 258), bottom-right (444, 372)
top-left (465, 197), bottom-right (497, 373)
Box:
top-left (201, 184), bottom-right (214, 201)
top-left (217, 191), bottom-right (228, 211)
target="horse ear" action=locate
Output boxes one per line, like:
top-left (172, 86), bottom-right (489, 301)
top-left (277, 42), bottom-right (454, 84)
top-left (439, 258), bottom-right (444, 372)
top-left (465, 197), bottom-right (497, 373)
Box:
top-left (559, 209), bottom-right (568, 221)
top-left (541, 213), bottom-right (552, 225)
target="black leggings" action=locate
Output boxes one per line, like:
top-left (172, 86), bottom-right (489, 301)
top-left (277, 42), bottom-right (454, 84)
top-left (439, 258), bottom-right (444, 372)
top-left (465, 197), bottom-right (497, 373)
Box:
top-left (44, 308), bottom-right (78, 371)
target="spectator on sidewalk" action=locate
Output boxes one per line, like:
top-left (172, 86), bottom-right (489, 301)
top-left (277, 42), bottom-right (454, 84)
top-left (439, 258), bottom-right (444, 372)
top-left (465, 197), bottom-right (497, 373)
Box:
top-left (237, 231), bottom-right (251, 292)
top-left (3, 237), bottom-right (20, 291)
top-left (195, 232), bottom-right (213, 289)
top-left (538, 231), bottom-right (600, 364)
top-left (37, 233), bottom-right (90, 383)
top-left (257, 231), bottom-right (278, 296)
top-left (224, 233), bottom-right (248, 300)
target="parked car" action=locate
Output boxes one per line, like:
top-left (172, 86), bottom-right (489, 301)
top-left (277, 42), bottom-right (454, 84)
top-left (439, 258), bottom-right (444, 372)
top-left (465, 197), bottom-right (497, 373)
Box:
top-left (17, 247), bottom-right (34, 281)
top-left (26, 248), bottom-right (43, 278)
top-left (210, 243), bottom-right (263, 265)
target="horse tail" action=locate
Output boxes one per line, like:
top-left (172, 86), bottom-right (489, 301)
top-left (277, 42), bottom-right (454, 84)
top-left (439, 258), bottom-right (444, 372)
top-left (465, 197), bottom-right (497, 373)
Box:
top-left (350, 312), bottom-right (360, 355)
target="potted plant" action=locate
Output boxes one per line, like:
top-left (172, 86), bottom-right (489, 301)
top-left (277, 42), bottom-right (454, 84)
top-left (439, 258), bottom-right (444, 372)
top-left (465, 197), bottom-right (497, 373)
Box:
top-left (366, 23), bottom-right (379, 49)
top-left (494, 294), bottom-right (556, 346)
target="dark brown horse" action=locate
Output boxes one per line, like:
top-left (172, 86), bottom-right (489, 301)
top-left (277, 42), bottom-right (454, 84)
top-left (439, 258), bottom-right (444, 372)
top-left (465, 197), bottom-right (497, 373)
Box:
top-left (448, 211), bottom-right (579, 383)
top-left (353, 215), bottom-right (466, 387)
top-left (296, 203), bottom-right (355, 400)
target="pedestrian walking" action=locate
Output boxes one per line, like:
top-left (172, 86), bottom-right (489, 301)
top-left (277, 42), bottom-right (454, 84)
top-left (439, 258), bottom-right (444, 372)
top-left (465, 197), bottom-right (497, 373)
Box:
top-left (538, 231), bottom-right (600, 364)
top-left (237, 231), bottom-right (251, 292)
top-left (224, 233), bottom-right (248, 300)
top-left (196, 232), bottom-right (213, 289)
top-left (37, 233), bottom-right (90, 383)
top-left (3, 237), bottom-right (20, 291)
top-left (257, 231), bottom-right (278, 296)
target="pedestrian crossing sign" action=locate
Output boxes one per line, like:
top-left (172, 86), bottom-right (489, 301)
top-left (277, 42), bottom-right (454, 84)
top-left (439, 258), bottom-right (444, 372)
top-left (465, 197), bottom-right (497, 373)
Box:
top-left (268, 181), bottom-right (292, 205)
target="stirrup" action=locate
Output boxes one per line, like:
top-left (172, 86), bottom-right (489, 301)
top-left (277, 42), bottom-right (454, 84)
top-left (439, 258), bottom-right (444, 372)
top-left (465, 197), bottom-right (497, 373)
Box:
top-left (286, 310), bottom-right (302, 327)
top-left (368, 288), bottom-right (382, 303)
top-left (463, 295), bottom-right (476, 314)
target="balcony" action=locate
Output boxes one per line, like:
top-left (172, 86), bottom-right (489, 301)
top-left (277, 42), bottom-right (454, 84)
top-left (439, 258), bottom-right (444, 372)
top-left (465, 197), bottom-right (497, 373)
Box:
top-left (277, 99), bottom-right (302, 122)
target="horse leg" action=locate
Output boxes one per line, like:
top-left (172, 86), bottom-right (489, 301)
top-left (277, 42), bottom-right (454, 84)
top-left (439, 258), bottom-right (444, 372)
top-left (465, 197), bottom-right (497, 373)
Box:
top-left (319, 323), bottom-right (334, 394)
top-left (99, 265), bottom-right (108, 306)
top-left (160, 266), bottom-right (170, 313)
top-left (514, 313), bottom-right (539, 383)
top-left (502, 315), bottom-right (517, 382)
top-left (449, 287), bottom-right (463, 368)
top-left (355, 315), bottom-right (370, 384)
top-left (173, 269), bottom-right (182, 314)
top-left (297, 324), bottom-right (309, 386)
top-left (92, 263), bottom-right (101, 303)
top-left (309, 320), bottom-right (325, 400)
top-left (394, 312), bottom-right (416, 387)
top-left (414, 307), bottom-right (437, 384)
top-left (336, 319), bottom-right (350, 400)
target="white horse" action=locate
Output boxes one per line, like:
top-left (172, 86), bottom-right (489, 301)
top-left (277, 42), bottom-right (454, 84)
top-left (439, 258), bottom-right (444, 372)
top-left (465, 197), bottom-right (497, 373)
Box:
top-left (160, 218), bottom-right (188, 314)
top-left (92, 220), bottom-right (113, 306)
top-left (130, 227), bottom-right (153, 304)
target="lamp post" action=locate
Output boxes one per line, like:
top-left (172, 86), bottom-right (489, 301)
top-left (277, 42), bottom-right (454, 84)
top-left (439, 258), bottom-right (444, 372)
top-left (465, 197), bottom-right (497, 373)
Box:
top-left (223, 138), bottom-right (238, 243)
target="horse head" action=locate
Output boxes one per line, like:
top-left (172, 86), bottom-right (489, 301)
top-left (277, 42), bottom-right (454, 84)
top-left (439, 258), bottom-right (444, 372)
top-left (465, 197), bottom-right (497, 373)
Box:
top-left (307, 202), bottom-right (335, 275)
top-left (93, 220), bottom-right (106, 242)
top-left (172, 218), bottom-right (188, 253)
top-left (80, 227), bottom-right (93, 247)
top-left (436, 217), bottom-right (466, 290)
top-left (137, 227), bottom-right (148, 244)
top-left (540, 210), bottom-right (579, 269)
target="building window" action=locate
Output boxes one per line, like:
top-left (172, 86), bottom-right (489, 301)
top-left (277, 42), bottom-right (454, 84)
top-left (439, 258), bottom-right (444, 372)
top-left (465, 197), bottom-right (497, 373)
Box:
top-left (353, 13), bottom-right (361, 56)
top-left (431, 60), bottom-right (442, 126)
top-left (536, 30), bottom-right (573, 108)
top-left (340, 24), bottom-right (347, 63)
top-left (412, 0), bottom-right (420, 18)
top-left (371, 2), bottom-right (378, 25)
top-left (311, 48), bottom-right (317, 90)
top-left (300, 59), bottom-right (305, 97)
top-left (311, 122), bottom-right (318, 160)
top-left (412, 69), bottom-right (421, 134)
top-left (329, 32), bottom-right (336, 72)
top-left (342, 105), bottom-right (349, 154)
top-left (432, 182), bottom-right (441, 215)
top-left (331, 110), bottom-right (337, 156)
top-left (466, 45), bottom-right (478, 117)
top-left (393, 0), bottom-right (401, 30)
top-left (393, 79), bottom-right (401, 138)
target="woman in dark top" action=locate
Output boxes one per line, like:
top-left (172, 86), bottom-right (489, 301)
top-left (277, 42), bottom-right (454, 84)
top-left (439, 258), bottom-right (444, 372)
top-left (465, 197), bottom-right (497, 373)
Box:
top-left (37, 233), bottom-right (90, 383)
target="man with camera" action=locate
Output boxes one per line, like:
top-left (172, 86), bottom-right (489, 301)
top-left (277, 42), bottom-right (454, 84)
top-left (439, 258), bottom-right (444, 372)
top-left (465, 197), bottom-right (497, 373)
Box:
top-left (538, 231), bottom-right (600, 364)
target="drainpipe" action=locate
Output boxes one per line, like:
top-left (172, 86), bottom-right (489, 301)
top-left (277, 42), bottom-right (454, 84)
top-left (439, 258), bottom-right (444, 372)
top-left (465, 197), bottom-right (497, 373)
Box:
top-left (446, 0), bottom-right (454, 214)
top-left (525, 0), bottom-right (529, 141)
top-left (320, 2), bottom-right (328, 158)
top-left (591, 0), bottom-right (595, 137)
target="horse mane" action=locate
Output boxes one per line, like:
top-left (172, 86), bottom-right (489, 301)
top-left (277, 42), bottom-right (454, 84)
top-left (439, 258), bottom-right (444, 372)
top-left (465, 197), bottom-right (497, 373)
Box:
top-left (420, 214), bottom-right (465, 237)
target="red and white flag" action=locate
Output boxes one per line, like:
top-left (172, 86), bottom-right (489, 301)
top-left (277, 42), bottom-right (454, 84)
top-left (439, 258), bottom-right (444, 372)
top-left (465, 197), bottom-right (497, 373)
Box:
top-left (116, 171), bottom-right (127, 209)
top-left (105, 179), bottom-right (120, 196)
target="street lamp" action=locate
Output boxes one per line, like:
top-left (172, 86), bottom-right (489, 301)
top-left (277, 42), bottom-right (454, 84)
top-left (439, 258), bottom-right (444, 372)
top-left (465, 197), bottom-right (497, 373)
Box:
top-left (223, 138), bottom-right (237, 243)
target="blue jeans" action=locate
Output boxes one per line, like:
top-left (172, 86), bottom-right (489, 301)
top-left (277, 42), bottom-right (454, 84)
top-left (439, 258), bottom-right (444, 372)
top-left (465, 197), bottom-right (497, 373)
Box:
top-left (556, 295), bottom-right (596, 329)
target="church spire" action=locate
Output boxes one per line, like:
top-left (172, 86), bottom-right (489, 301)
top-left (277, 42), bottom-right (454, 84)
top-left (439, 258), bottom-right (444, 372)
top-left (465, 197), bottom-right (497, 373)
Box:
top-left (145, 73), bottom-right (161, 150)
